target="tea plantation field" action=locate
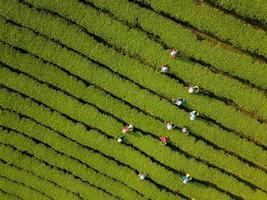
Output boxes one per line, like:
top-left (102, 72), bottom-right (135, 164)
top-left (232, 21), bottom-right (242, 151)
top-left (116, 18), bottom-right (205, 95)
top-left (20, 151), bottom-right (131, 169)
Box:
top-left (0, 0), bottom-right (267, 199)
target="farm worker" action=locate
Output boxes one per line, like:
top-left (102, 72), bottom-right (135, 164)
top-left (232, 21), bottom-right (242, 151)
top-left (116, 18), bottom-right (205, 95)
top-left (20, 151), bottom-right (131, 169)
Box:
top-left (181, 127), bottom-right (189, 135)
top-left (138, 172), bottom-right (147, 180)
top-left (122, 124), bottom-right (133, 134)
top-left (182, 173), bottom-right (192, 184)
top-left (160, 64), bottom-right (170, 73)
top-left (189, 111), bottom-right (199, 121)
top-left (172, 98), bottom-right (185, 106)
top-left (170, 48), bottom-right (178, 59)
top-left (188, 86), bottom-right (199, 94)
top-left (165, 121), bottom-right (175, 130)
top-left (117, 135), bottom-right (126, 143)
top-left (160, 136), bottom-right (169, 145)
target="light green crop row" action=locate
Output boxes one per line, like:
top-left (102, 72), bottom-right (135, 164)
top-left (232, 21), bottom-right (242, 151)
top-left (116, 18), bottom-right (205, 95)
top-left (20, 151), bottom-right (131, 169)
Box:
top-left (0, 156), bottom-right (79, 200)
top-left (1, 41), bottom-right (267, 192)
top-left (1, 8), bottom-right (267, 155)
top-left (143, 0), bottom-right (267, 58)
top-left (1, 17), bottom-right (266, 171)
top-left (0, 173), bottom-right (49, 200)
top-left (0, 189), bottom-right (20, 200)
top-left (34, 0), bottom-right (267, 135)
top-left (207, 0), bottom-right (267, 25)
top-left (0, 110), bottom-right (149, 200)
top-left (0, 122), bottom-right (142, 200)
top-left (5, 0), bottom-right (267, 133)
top-left (1, 65), bottom-right (266, 199)
top-left (0, 128), bottom-right (129, 200)
top-left (0, 140), bottom-right (142, 200)
top-left (19, 0), bottom-right (267, 121)
top-left (0, 68), bottom-right (230, 199)
top-left (85, 0), bottom-right (267, 90)
top-left (0, 94), bottom-right (180, 199)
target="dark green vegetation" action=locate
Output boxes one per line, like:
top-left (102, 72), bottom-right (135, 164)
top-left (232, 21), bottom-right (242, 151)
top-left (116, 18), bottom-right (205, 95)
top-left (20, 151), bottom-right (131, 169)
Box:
top-left (0, 0), bottom-right (267, 199)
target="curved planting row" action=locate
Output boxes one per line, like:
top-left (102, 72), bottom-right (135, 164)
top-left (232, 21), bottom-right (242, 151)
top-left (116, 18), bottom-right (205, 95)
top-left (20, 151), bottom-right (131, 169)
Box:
top-left (135, 0), bottom-right (267, 59)
top-left (1, 41), bottom-right (267, 193)
top-left (0, 67), bottom-right (235, 199)
top-left (0, 126), bottom-right (124, 200)
top-left (0, 188), bottom-right (21, 200)
top-left (0, 137), bottom-right (117, 200)
top-left (6, 0), bottom-right (266, 128)
top-left (1, 18), bottom-right (266, 170)
top-left (1, 60), bottom-right (267, 199)
top-left (0, 157), bottom-right (79, 200)
top-left (0, 122), bottom-right (139, 200)
top-left (0, 135), bottom-right (146, 200)
top-left (0, 173), bottom-right (49, 200)
top-left (205, 0), bottom-right (267, 28)
top-left (1, 108), bottom-right (189, 199)
top-left (19, 0), bottom-right (267, 117)
top-left (84, 0), bottom-right (267, 93)
top-left (0, 125), bottom-right (138, 200)
top-left (1, 0), bottom-right (266, 199)
top-left (2, 53), bottom-right (267, 195)
top-left (39, 0), bottom-right (267, 125)
top-left (0, 111), bottom-right (148, 200)
top-left (1, 11), bottom-right (266, 154)
top-left (0, 89), bottom-right (184, 200)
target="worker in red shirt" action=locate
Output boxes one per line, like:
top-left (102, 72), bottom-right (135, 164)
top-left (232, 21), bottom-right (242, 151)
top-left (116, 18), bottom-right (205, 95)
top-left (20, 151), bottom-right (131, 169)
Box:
top-left (160, 136), bottom-right (169, 145)
top-left (122, 124), bottom-right (133, 134)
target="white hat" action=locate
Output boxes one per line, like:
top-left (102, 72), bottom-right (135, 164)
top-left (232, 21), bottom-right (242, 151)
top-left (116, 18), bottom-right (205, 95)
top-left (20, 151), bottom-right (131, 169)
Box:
top-left (166, 123), bottom-right (173, 130)
top-left (139, 174), bottom-right (146, 180)
top-left (171, 50), bottom-right (177, 57)
top-left (188, 87), bottom-right (195, 94)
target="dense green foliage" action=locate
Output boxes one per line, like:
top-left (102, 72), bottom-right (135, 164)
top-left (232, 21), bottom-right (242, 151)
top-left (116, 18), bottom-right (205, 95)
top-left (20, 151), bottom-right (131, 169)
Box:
top-left (0, 0), bottom-right (266, 199)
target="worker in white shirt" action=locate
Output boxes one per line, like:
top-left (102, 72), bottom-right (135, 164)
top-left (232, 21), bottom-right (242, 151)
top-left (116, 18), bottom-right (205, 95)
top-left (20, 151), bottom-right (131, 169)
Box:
top-left (165, 122), bottom-right (175, 130)
top-left (181, 126), bottom-right (189, 135)
top-left (182, 174), bottom-right (192, 184)
top-left (170, 48), bottom-right (178, 59)
top-left (189, 111), bottom-right (199, 121)
top-left (160, 64), bottom-right (170, 74)
top-left (138, 172), bottom-right (147, 180)
top-left (188, 86), bottom-right (199, 94)
top-left (172, 98), bottom-right (186, 107)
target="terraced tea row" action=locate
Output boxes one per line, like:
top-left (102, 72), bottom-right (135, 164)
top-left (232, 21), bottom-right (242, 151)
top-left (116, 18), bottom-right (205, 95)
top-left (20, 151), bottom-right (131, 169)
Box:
top-left (0, 5), bottom-right (267, 155)
top-left (1, 58), bottom-right (267, 199)
top-left (0, 157), bottom-right (79, 200)
top-left (0, 114), bottom-right (152, 199)
top-left (1, 40), bottom-right (267, 193)
top-left (1, 87), bottom-right (195, 198)
top-left (1, 0), bottom-right (266, 199)
top-left (21, 0), bottom-right (267, 114)
top-left (85, 0), bottom-right (267, 92)
top-left (135, 0), bottom-right (267, 58)
top-left (206, 0), bottom-right (267, 27)
top-left (0, 128), bottom-right (121, 200)
top-left (0, 15), bottom-right (264, 170)
top-left (7, 0), bottom-right (265, 130)
top-left (0, 114), bottom-right (145, 200)
top-left (0, 172), bottom-right (50, 200)
top-left (1, 67), bottom-right (235, 199)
